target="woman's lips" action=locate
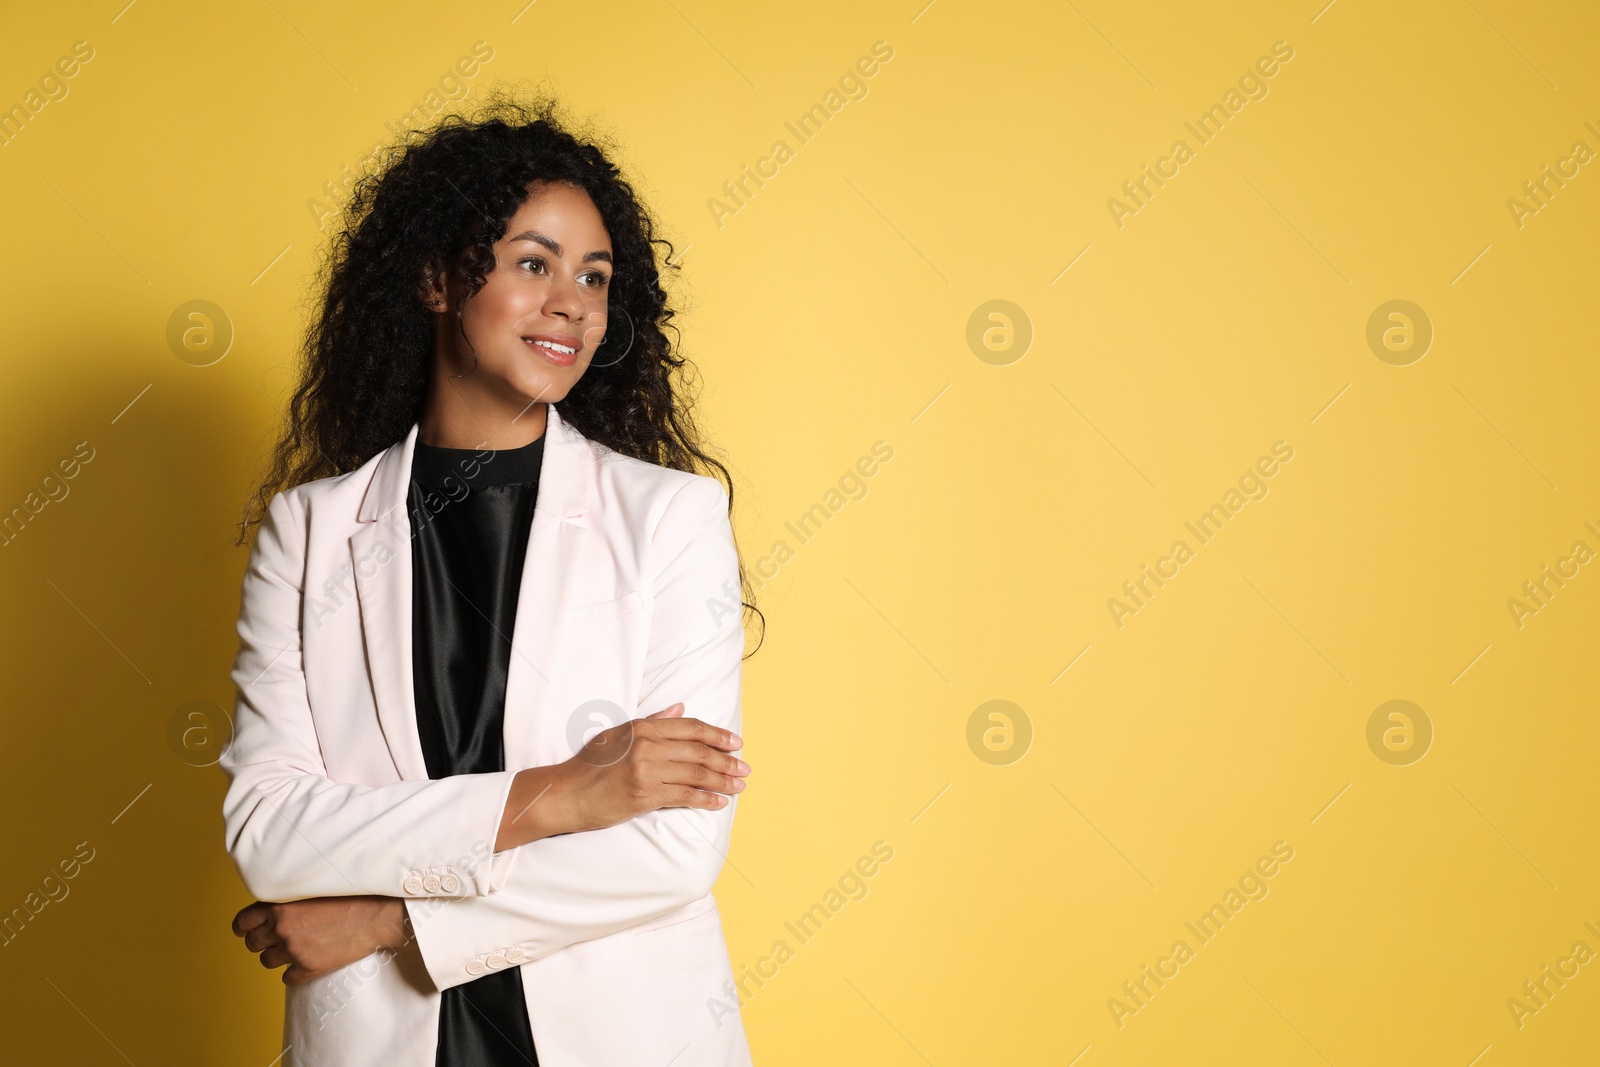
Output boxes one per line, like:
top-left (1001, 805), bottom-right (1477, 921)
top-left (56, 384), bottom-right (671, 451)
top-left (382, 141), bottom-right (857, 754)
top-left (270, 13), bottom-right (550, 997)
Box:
top-left (524, 337), bottom-right (578, 366)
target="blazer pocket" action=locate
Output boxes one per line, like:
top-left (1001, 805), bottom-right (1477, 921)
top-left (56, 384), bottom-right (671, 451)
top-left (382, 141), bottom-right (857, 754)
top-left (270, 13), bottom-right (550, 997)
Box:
top-left (563, 589), bottom-right (644, 624)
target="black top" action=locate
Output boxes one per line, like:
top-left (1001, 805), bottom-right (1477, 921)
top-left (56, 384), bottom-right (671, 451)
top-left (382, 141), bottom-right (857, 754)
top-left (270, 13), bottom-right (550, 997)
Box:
top-left (408, 432), bottom-right (545, 1067)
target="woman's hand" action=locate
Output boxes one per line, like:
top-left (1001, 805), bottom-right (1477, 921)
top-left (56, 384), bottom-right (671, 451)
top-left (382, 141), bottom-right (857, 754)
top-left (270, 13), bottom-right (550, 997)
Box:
top-left (231, 896), bottom-right (411, 986)
top-left (497, 702), bottom-right (748, 849)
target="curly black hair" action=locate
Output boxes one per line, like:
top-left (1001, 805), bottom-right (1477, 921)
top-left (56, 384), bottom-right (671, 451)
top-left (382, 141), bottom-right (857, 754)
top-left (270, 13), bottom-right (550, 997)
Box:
top-left (238, 85), bottom-right (762, 654)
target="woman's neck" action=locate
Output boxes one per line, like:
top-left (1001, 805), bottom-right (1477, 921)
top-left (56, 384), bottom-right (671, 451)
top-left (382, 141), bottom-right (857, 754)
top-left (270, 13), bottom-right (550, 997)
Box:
top-left (417, 395), bottom-right (549, 450)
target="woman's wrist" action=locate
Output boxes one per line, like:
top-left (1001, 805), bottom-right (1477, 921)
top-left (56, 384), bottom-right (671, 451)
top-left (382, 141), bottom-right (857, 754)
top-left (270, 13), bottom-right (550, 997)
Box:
top-left (497, 763), bottom-right (579, 850)
top-left (374, 898), bottom-right (412, 953)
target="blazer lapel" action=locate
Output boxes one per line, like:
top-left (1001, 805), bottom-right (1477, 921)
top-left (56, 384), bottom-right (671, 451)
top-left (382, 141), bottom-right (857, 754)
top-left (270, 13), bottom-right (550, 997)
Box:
top-left (502, 402), bottom-right (593, 769)
top-left (350, 404), bottom-right (594, 781)
top-left (351, 420), bottom-right (427, 780)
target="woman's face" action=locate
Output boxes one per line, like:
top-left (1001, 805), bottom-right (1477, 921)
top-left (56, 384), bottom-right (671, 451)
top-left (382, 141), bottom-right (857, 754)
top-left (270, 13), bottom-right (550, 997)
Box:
top-left (428, 180), bottom-right (613, 412)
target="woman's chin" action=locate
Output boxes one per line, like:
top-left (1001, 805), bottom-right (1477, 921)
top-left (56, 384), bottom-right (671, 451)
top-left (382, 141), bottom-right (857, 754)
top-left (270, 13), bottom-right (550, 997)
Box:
top-left (519, 362), bottom-right (586, 399)
top-left (503, 374), bottom-right (574, 408)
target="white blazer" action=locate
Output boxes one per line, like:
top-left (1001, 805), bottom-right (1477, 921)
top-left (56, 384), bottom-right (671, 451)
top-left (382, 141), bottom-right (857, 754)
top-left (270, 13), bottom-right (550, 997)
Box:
top-left (220, 402), bottom-right (754, 1067)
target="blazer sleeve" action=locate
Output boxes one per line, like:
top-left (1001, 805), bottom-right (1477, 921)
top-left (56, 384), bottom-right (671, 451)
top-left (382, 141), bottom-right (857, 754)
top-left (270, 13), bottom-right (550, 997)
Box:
top-left (405, 475), bottom-right (746, 992)
top-left (219, 488), bottom-right (521, 903)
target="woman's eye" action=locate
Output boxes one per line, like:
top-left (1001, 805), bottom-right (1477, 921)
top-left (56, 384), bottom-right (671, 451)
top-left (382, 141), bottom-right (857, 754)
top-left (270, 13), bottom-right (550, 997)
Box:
top-left (518, 259), bottom-right (607, 287)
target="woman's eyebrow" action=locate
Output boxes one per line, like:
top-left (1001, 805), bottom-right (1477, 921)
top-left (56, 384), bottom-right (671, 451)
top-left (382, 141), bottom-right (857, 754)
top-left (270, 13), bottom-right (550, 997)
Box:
top-left (507, 231), bottom-right (613, 264)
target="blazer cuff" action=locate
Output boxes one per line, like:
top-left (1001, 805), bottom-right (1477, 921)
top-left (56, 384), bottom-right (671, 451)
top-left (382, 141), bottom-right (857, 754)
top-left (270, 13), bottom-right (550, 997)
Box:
top-left (406, 899), bottom-right (487, 992)
top-left (381, 769), bottom-right (519, 900)
top-left (481, 770), bottom-right (520, 893)
top-left (489, 843), bottom-right (520, 892)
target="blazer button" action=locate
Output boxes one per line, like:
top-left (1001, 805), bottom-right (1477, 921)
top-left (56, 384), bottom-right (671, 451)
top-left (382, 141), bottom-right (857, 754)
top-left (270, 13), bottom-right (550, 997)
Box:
top-left (505, 948), bottom-right (528, 965)
top-left (422, 875), bottom-right (441, 893)
top-left (402, 876), bottom-right (424, 895)
top-left (440, 874), bottom-right (461, 893)
top-left (466, 959), bottom-right (486, 976)
top-left (486, 953), bottom-right (506, 970)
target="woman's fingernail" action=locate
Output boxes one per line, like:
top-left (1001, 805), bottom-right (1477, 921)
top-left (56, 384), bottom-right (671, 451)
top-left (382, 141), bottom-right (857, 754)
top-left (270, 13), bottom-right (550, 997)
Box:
top-left (732, 779), bottom-right (746, 791)
top-left (734, 759), bottom-right (750, 774)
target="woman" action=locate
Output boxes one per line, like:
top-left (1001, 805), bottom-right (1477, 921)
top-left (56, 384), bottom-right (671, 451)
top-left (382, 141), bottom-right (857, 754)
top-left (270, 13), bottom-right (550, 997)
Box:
top-left (221, 92), bottom-right (761, 1067)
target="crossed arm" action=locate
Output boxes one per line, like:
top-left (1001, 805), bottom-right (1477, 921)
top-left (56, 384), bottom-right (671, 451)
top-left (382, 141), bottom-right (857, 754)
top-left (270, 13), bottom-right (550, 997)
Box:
top-left (223, 477), bottom-right (751, 987)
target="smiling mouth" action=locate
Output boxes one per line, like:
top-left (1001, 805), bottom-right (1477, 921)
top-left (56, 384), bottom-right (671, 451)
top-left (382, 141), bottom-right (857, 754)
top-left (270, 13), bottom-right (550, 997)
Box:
top-left (524, 337), bottom-right (579, 365)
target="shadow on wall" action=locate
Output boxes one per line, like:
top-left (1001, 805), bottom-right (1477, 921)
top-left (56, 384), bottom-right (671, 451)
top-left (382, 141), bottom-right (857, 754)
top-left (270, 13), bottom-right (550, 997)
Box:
top-left (0, 348), bottom-right (287, 1065)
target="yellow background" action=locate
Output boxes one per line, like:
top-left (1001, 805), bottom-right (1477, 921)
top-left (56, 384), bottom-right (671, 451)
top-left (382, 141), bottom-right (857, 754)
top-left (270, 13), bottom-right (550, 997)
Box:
top-left (2, 0), bottom-right (1597, 1063)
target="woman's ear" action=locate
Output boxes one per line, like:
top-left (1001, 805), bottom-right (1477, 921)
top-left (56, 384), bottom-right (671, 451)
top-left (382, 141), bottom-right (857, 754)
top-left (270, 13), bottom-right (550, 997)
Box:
top-left (418, 255), bottom-right (448, 312)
